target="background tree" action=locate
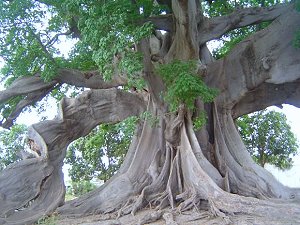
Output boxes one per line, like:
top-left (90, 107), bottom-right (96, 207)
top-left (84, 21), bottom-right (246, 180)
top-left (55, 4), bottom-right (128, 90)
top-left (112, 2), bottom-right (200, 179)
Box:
top-left (65, 117), bottom-right (136, 183)
top-left (236, 110), bottom-right (298, 170)
top-left (0, 124), bottom-right (27, 170)
top-left (66, 180), bottom-right (96, 198)
top-left (0, 0), bottom-right (300, 224)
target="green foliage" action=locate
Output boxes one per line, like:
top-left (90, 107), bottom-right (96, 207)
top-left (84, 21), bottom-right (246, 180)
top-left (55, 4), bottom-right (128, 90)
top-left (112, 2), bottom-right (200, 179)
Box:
top-left (67, 180), bottom-right (96, 197)
top-left (0, 95), bottom-right (25, 120)
top-left (157, 60), bottom-right (218, 111)
top-left (140, 111), bottom-right (159, 127)
top-left (36, 215), bottom-right (57, 225)
top-left (66, 0), bottom-right (158, 80)
top-left (66, 41), bottom-right (97, 71)
top-left (0, 0), bottom-right (63, 82)
top-left (296, 0), bottom-right (300, 11)
top-left (293, 30), bottom-right (300, 49)
top-left (204, 0), bottom-right (235, 17)
top-left (193, 112), bottom-right (207, 131)
top-left (0, 124), bottom-right (28, 170)
top-left (0, 0), bottom-right (166, 118)
top-left (65, 117), bottom-right (137, 182)
top-left (236, 110), bottom-right (298, 170)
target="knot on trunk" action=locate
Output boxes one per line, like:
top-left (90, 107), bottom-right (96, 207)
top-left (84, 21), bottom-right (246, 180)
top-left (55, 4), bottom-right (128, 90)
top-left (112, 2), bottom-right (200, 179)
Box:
top-left (164, 105), bottom-right (186, 146)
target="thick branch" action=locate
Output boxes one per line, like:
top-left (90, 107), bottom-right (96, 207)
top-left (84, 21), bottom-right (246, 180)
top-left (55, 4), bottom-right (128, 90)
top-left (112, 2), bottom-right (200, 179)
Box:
top-left (232, 80), bottom-right (300, 118)
top-left (56, 69), bottom-right (127, 89)
top-left (146, 15), bottom-right (173, 32)
top-left (199, 3), bottom-right (291, 45)
top-left (0, 75), bottom-right (56, 104)
top-left (0, 70), bottom-right (126, 104)
top-left (206, 7), bottom-right (300, 112)
top-left (0, 69), bottom-right (127, 128)
top-left (1, 86), bottom-right (56, 129)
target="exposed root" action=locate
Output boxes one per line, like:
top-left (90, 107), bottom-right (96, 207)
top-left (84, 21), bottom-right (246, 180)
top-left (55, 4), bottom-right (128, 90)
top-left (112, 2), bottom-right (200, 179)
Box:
top-left (163, 212), bottom-right (178, 225)
top-left (177, 192), bottom-right (200, 213)
top-left (117, 196), bottom-right (137, 218)
top-left (208, 199), bottom-right (231, 224)
top-left (116, 114), bottom-right (238, 223)
top-left (137, 210), bottom-right (163, 225)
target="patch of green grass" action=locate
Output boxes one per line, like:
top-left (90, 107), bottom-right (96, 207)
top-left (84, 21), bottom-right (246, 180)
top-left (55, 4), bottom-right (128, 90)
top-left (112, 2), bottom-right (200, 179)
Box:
top-left (36, 215), bottom-right (57, 225)
top-left (65, 193), bottom-right (77, 201)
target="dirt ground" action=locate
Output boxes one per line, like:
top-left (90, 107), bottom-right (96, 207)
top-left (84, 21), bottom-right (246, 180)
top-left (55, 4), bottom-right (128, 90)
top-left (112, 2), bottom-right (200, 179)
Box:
top-left (56, 201), bottom-right (300, 225)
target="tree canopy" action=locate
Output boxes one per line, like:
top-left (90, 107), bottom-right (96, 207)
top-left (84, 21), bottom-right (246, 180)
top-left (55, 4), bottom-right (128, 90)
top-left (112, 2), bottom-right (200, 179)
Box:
top-left (237, 109), bottom-right (298, 170)
top-left (0, 0), bottom-right (300, 224)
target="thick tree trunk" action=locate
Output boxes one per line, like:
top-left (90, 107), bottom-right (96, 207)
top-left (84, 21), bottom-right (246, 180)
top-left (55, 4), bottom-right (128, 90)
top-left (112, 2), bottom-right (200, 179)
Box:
top-left (58, 96), bottom-right (300, 223)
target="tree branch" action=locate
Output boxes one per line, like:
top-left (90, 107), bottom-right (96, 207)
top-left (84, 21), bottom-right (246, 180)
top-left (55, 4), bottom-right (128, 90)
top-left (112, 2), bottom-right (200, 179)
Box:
top-left (0, 77), bottom-right (54, 105)
top-left (0, 86), bottom-right (56, 129)
top-left (56, 69), bottom-right (127, 89)
top-left (205, 7), bottom-right (300, 113)
top-left (146, 14), bottom-right (173, 32)
top-left (0, 69), bottom-right (128, 128)
top-left (199, 3), bottom-right (291, 45)
top-left (232, 80), bottom-right (300, 118)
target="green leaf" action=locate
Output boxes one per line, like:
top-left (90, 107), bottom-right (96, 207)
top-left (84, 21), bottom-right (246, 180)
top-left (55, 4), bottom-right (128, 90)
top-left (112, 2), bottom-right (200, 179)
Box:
top-left (157, 60), bottom-right (218, 111)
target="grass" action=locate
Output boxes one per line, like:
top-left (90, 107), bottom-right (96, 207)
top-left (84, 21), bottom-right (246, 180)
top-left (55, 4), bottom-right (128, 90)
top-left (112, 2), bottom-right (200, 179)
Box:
top-left (36, 215), bottom-right (57, 225)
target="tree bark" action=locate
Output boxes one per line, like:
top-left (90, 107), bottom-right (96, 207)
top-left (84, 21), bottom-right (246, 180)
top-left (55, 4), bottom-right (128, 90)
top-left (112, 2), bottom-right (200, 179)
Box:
top-left (0, 89), bottom-right (146, 225)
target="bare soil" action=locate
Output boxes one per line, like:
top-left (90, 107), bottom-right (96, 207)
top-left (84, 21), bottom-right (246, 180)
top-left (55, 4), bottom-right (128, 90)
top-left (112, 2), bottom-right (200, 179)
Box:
top-left (57, 200), bottom-right (300, 225)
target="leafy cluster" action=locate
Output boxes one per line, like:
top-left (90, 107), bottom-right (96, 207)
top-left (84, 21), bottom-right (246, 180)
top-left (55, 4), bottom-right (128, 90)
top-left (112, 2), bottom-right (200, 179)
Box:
top-left (237, 110), bottom-right (298, 170)
top-left (157, 60), bottom-right (218, 111)
top-left (67, 180), bottom-right (96, 197)
top-left (66, 0), bottom-right (162, 80)
top-left (36, 214), bottom-right (57, 225)
top-left (193, 111), bottom-right (208, 131)
top-left (0, 0), bottom-right (164, 123)
top-left (0, 0), bottom-right (66, 83)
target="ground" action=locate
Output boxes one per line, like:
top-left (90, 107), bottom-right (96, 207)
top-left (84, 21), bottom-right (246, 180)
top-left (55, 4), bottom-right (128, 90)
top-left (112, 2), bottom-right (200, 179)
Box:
top-left (56, 199), bottom-right (300, 225)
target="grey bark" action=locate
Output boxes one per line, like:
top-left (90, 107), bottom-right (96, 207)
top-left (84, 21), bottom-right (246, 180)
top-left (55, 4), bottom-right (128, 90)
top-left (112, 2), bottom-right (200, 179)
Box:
top-left (0, 70), bottom-right (127, 129)
top-left (0, 89), bottom-right (146, 225)
top-left (199, 3), bottom-right (292, 45)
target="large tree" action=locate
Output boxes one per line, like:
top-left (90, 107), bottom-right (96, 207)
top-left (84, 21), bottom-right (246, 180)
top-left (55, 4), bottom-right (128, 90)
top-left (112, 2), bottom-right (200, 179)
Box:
top-left (0, 0), bottom-right (300, 224)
